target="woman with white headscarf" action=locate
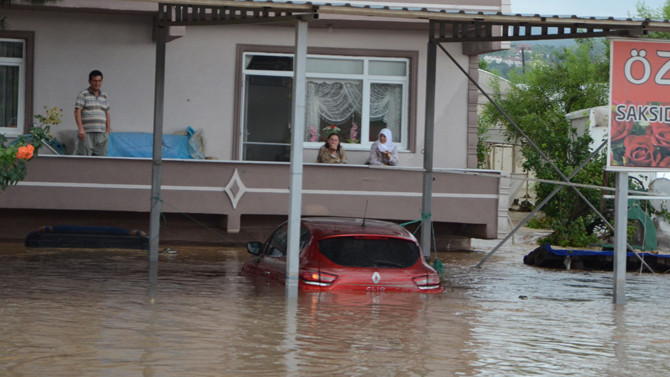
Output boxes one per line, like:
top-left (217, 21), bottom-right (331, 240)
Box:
top-left (366, 128), bottom-right (398, 166)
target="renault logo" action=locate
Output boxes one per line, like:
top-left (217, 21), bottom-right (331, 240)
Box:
top-left (372, 272), bottom-right (381, 284)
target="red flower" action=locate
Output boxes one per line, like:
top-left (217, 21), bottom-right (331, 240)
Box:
top-left (658, 156), bottom-right (670, 168)
top-left (16, 144), bottom-right (35, 160)
top-left (623, 134), bottom-right (661, 167)
top-left (610, 119), bottom-right (633, 143)
top-left (650, 122), bottom-right (670, 150)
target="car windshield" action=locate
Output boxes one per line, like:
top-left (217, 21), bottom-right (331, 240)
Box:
top-left (317, 236), bottom-right (420, 268)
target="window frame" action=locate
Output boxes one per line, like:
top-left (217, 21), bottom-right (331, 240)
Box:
top-left (0, 31), bottom-right (33, 137)
top-left (240, 51), bottom-right (295, 162)
top-left (302, 54), bottom-right (409, 151)
top-left (262, 223), bottom-right (310, 257)
top-left (234, 44), bottom-right (418, 159)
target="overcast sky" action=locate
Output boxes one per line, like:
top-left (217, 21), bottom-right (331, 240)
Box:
top-left (510, 0), bottom-right (667, 18)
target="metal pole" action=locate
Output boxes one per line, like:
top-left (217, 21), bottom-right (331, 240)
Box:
top-left (614, 172), bottom-right (628, 305)
top-left (149, 24), bottom-right (167, 263)
top-left (437, 42), bottom-right (653, 272)
top-left (421, 21), bottom-right (437, 259)
top-left (285, 19), bottom-right (308, 298)
top-left (476, 142), bottom-right (606, 268)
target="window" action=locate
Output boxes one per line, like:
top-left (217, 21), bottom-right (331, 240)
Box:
top-left (241, 52), bottom-right (410, 161)
top-left (317, 236), bottom-right (420, 268)
top-left (262, 223), bottom-right (311, 257)
top-left (305, 56), bottom-right (407, 148)
top-left (0, 38), bottom-right (26, 136)
top-left (242, 53), bottom-right (294, 162)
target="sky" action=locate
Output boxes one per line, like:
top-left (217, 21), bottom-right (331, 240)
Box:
top-left (510, 0), bottom-right (667, 19)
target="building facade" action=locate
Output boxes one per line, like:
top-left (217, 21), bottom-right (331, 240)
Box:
top-left (0, 0), bottom-right (517, 246)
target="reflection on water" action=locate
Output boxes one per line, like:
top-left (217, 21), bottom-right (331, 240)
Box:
top-left (2, 241), bottom-right (670, 376)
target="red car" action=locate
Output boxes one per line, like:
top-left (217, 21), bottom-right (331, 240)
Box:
top-left (241, 217), bottom-right (443, 293)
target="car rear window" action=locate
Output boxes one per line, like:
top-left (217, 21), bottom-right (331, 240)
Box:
top-left (317, 236), bottom-right (420, 268)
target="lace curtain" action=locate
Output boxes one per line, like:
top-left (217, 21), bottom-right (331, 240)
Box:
top-left (370, 83), bottom-right (401, 139)
top-left (305, 80), bottom-right (401, 141)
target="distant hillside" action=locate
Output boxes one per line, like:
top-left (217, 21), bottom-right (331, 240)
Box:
top-left (480, 40), bottom-right (599, 80)
top-left (523, 39), bottom-right (577, 48)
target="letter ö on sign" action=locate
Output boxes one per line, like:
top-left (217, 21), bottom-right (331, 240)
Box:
top-left (624, 48), bottom-right (670, 85)
top-left (624, 49), bottom-right (651, 84)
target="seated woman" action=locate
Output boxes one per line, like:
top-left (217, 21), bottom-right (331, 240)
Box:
top-left (366, 128), bottom-right (398, 166)
top-left (316, 132), bottom-right (347, 164)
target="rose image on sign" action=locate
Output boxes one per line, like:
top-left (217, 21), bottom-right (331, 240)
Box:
top-left (609, 39), bottom-right (670, 170)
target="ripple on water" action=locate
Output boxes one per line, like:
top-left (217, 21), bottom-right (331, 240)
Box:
top-left (2, 243), bottom-right (670, 376)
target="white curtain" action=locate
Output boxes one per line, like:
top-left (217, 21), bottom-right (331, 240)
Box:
top-left (305, 80), bottom-right (402, 141)
top-left (370, 83), bottom-right (401, 140)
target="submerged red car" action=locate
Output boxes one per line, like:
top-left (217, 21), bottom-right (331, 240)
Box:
top-left (241, 217), bottom-right (443, 293)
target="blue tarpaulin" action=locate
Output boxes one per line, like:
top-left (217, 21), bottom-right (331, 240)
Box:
top-left (108, 132), bottom-right (192, 159)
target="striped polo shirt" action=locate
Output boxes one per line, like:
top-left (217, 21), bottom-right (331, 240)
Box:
top-left (75, 88), bottom-right (110, 132)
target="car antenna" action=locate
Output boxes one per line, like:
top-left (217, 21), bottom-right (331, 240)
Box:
top-left (362, 200), bottom-right (368, 227)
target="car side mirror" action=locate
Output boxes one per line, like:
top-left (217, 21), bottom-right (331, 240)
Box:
top-left (247, 241), bottom-right (262, 256)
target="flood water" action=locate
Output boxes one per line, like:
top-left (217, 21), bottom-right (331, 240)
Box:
top-left (2, 238), bottom-right (670, 377)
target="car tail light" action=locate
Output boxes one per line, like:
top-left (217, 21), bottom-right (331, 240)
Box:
top-left (412, 274), bottom-right (441, 290)
top-left (300, 270), bottom-right (338, 287)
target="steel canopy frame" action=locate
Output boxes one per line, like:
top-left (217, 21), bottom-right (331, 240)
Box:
top-left (151, 1), bottom-right (317, 296)
top-left (425, 18), bottom-right (659, 305)
top-left (420, 15), bottom-right (655, 263)
top-left (148, 1), bottom-right (670, 301)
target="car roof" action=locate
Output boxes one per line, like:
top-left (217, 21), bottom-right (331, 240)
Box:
top-left (300, 217), bottom-right (416, 240)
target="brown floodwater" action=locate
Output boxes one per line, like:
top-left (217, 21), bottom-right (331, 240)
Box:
top-left (1, 239), bottom-right (670, 377)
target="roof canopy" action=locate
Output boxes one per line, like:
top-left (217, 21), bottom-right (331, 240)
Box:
top-left (153, 0), bottom-right (670, 41)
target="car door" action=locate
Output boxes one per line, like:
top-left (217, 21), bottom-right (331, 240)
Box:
top-left (256, 224), bottom-right (289, 282)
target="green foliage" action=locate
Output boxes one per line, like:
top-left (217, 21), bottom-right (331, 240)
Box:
top-left (476, 127), bottom-right (491, 169)
top-left (1, 106), bottom-right (61, 191)
top-left (539, 217), bottom-right (600, 247)
top-left (480, 60), bottom-right (522, 81)
top-left (481, 39), bottom-right (611, 245)
top-left (526, 215), bottom-right (552, 229)
top-left (1, 134), bottom-right (31, 191)
top-left (636, 0), bottom-right (670, 39)
top-left (476, 88), bottom-right (496, 168)
top-left (0, 136), bottom-right (26, 190)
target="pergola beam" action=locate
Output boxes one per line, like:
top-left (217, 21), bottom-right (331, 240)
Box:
top-left (157, 2), bottom-right (318, 26)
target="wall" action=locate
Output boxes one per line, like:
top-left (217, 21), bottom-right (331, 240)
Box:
top-left (5, 8), bottom-right (156, 149)
top-left (4, 6), bottom-right (472, 169)
top-left (0, 156), bottom-right (504, 241)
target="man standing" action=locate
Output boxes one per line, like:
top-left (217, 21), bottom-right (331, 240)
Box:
top-left (74, 70), bottom-right (110, 156)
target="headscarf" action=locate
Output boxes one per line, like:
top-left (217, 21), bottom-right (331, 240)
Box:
top-left (376, 128), bottom-right (395, 153)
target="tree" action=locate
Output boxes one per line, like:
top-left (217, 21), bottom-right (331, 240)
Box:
top-left (635, 0), bottom-right (670, 38)
top-left (479, 1), bottom-right (670, 246)
top-left (480, 39), bottom-right (610, 246)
